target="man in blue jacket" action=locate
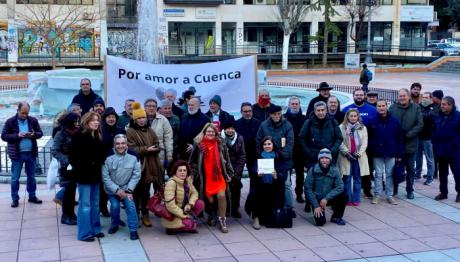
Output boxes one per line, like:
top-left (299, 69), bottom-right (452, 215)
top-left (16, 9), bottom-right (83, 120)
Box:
top-left (1, 102), bottom-right (43, 208)
top-left (432, 96), bottom-right (460, 202)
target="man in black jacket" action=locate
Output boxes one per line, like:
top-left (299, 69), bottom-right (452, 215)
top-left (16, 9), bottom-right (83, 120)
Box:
top-left (205, 95), bottom-right (235, 132)
top-left (71, 78), bottom-right (102, 115)
top-left (306, 82), bottom-right (333, 117)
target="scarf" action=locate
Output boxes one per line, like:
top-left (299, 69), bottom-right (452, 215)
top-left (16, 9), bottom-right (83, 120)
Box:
top-left (221, 130), bottom-right (237, 148)
top-left (261, 150), bottom-right (276, 159)
top-left (200, 138), bottom-right (223, 181)
top-left (346, 122), bottom-right (361, 154)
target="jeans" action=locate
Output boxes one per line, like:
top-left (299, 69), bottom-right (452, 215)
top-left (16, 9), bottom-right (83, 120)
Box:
top-left (55, 188), bottom-right (65, 200)
top-left (437, 156), bottom-right (460, 195)
top-left (416, 140), bottom-right (435, 182)
top-left (284, 173), bottom-right (294, 208)
top-left (313, 192), bottom-right (348, 226)
top-left (108, 194), bottom-right (138, 232)
top-left (373, 157), bottom-right (395, 198)
top-left (344, 160), bottom-right (361, 203)
top-left (11, 152), bottom-right (37, 201)
top-left (403, 153), bottom-right (417, 194)
top-left (77, 183), bottom-right (102, 240)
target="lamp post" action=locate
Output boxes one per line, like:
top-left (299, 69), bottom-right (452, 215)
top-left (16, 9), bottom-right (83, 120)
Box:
top-left (365, 0), bottom-right (373, 64)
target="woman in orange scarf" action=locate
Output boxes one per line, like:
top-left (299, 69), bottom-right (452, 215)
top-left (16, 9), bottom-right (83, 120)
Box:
top-left (189, 123), bottom-right (234, 233)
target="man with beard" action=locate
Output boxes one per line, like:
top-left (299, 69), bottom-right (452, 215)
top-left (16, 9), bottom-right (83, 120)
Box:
top-left (252, 89), bottom-right (277, 121)
top-left (164, 88), bottom-right (184, 119)
top-left (410, 83), bottom-right (422, 104)
top-left (235, 102), bottom-right (261, 188)
top-left (178, 97), bottom-right (210, 160)
top-left (71, 78), bottom-right (102, 115)
top-left (118, 99), bottom-right (134, 129)
top-left (327, 96), bottom-right (345, 124)
top-left (307, 82), bottom-right (333, 117)
top-left (283, 96), bottom-right (308, 203)
top-left (92, 98), bottom-right (105, 115)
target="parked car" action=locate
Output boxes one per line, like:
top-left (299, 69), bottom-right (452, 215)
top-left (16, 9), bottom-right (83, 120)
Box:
top-left (426, 43), bottom-right (460, 56)
top-left (441, 38), bottom-right (460, 48)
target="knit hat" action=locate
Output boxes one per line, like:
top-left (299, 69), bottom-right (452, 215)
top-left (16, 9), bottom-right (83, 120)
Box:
top-left (432, 90), bottom-right (444, 100)
top-left (132, 102), bottom-right (146, 120)
top-left (159, 99), bottom-right (172, 108)
top-left (93, 97), bottom-right (105, 107)
top-left (318, 148), bottom-right (332, 161)
top-left (268, 105), bottom-right (282, 114)
top-left (221, 117), bottom-right (236, 130)
top-left (209, 95), bottom-right (222, 107)
top-left (102, 107), bottom-right (119, 121)
top-left (60, 112), bottom-right (80, 128)
top-left (316, 82), bottom-right (333, 91)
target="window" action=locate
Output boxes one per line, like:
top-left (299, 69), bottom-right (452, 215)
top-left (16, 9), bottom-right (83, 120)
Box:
top-left (401, 0), bottom-right (427, 4)
top-left (0, 0), bottom-right (6, 3)
top-left (16, 0), bottom-right (93, 4)
top-left (107, 0), bottom-right (137, 23)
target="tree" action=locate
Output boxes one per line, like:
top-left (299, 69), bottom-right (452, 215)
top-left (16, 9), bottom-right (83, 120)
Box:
top-left (275, 0), bottom-right (310, 70)
top-left (447, 0), bottom-right (460, 29)
top-left (13, 0), bottom-right (103, 69)
top-left (344, 0), bottom-right (380, 53)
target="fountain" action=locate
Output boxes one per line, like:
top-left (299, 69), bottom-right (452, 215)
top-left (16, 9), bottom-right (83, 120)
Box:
top-left (136, 0), bottom-right (163, 63)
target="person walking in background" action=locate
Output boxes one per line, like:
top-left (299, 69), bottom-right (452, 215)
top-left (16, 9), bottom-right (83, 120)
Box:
top-left (102, 134), bottom-right (141, 240)
top-left (432, 96), bottom-right (460, 202)
top-left (162, 160), bottom-right (204, 235)
top-left (359, 64), bottom-right (372, 93)
top-left (69, 112), bottom-right (106, 242)
top-left (367, 100), bottom-right (403, 205)
top-left (189, 123), bottom-right (234, 233)
top-left (338, 109), bottom-right (370, 206)
top-left (389, 88), bottom-right (424, 199)
top-left (126, 102), bottom-right (164, 227)
top-left (2, 102), bottom-right (43, 208)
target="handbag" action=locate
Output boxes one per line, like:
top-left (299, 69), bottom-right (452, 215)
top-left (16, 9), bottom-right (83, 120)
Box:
top-left (46, 158), bottom-right (60, 190)
top-left (393, 160), bottom-right (406, 185)
top-left (266, 207), bottom-right (293, 228)
top-left (147, 185), bottom-right (176, 221)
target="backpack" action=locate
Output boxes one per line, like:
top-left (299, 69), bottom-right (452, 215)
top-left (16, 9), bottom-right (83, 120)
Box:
top-left (366, 69), bottom-right (373, 81)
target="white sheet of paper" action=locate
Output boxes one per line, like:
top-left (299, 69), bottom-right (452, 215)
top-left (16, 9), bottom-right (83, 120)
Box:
top-left (258, 159), bottom-right (275, 174)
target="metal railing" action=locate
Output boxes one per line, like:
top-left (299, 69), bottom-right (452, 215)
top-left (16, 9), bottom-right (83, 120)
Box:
top-left (0, 51), bottom-right (7, 62)
top-left (18, 47), bottom-right (100, 63)
top-left (0, 81), bottom-right (28, 91)
top-left (267, 81), bottom-right (398, 102)
top-left (0, 146), bottom-right (52, 177)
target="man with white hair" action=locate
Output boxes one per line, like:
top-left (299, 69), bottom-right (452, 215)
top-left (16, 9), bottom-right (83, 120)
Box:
top-left (165, 88), bottom-right (184, 118)
top-left (159, 99), bottom-right (181, 160)
top-left (252, 89), bottom-right (278, 121)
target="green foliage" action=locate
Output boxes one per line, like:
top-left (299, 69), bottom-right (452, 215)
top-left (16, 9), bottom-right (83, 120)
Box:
top-left (447, 0), bottom-right (460, 27)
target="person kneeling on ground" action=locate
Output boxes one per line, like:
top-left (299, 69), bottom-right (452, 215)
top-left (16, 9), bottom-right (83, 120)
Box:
top-left (163, 160), bottom-right (204, 235)
top-left (304, 148), bottom-right (348, 226)
top-left (102, 134), bottom-right (141, 240)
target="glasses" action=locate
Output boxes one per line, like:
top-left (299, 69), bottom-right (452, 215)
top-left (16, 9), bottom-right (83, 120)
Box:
top-left (242, 110), bottom-right (252, 113)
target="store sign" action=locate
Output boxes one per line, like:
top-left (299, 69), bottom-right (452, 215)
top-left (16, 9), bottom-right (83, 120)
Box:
top-left (400, 6), bottom-right (434, 22)
top-left (344, 54), bottom-right (360, 69)
top-left (163, 9), bottom-right (185, 17)
top-left (196, 8), bottom-right (217, 19)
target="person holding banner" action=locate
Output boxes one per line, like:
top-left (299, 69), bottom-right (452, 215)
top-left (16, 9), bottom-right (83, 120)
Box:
top-left (126, 102), bottom-right (164, 227)
top-left (189, 123), bottom-right (235, 233)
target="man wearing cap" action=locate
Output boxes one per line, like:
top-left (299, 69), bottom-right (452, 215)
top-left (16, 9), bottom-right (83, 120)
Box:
top-left (158, 99), bottom-right (181, 160)
top-left (304, 148), bottom-right (348, 226)
top-left (255, 105), bottom-right (295, 209)
top-left (366, 92), bottom-right (378, 107)
top-left (71, 78), bottom-right (102, 115)
top-left (252, 89), bottom-right (278, 121)
top-left (164, 88), bottom-right (184, 119)
top-left (221, 118), bottom-right (246, 218)
top-left (205, 95), bottom-right (235, 132)
top-left (410, 83), bottom-right (422, 104)
top-left (307, 82), bottom-right (333, 117)
top-left (300, 101), bottom-right (343, 170)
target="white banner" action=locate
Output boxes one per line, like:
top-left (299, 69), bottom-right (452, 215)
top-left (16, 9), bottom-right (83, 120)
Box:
top-left (105, 55), bottom-right (257, 114)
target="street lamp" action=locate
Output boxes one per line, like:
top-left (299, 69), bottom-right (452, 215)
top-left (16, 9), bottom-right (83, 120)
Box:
top-left (365, 0), bottom-right (374, 64)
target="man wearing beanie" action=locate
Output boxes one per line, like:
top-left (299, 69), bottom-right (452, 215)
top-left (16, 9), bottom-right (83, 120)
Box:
top-left (304, 148), bottom-right (348, 226)
top-left (92, 97), bottom-right (106, 115)
top-left (220, 118), bottom-right (246, 218)
top-left (252, 89), bottom-right (278, 121)
top-left (71, 78), bottom-right (102, 115)
top-left (307, 82), bottom-right (333, 117)
top-left (255, 105), bottom-right (295, 210)
top-left (205, 95), bottom-right (235, 132)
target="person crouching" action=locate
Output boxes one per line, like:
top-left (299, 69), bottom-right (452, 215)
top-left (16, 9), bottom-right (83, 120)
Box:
top-left (102, 134), bottom-right (141, 240)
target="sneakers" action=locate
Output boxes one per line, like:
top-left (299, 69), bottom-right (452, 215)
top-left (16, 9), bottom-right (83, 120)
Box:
top-left (218, 217), bottom-right (228, 233)
top-left (407, 192), bottom-right (414, 199)
top-left (28, 197), bottom-right (43, 204)
top-left (142, 214), bottom-right (152, 227)
top-left (330, 217), bottom-right (346, 226)
top-left (435, 193), bottom-right (448, 201)
top-left (387, 197), bottom-right (398, 205)
top-left (371, 197), bottom-right (379, 204)
top-left (130, 231), bottom-right (139, 240)
top-left (11, 200), bottom-right (19, 208)
top-left (424, 180), bottom-right (433, 186)
top-left (61, 216), bottom-right (77, 225)
top-left (252, 217), bottom-right (261, 230)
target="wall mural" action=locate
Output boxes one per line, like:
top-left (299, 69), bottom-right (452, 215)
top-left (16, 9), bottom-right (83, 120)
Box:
top-left (17, 28), bottom-right (96, 57)
top-left (107, 29), bottom-right (137, 59)
top-left (0, 23), bottom-right (7, 53)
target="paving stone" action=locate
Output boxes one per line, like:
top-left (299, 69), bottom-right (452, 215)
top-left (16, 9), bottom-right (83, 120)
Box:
top-left (404, 250), bottom-right (458, 262)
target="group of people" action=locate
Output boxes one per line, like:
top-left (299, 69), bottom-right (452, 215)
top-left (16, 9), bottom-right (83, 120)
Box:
top-left (2, 77), bottom-right (460, 242)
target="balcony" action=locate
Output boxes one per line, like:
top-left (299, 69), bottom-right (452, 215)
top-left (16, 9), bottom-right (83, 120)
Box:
top-left (164, 0), bottom-right (223, 5)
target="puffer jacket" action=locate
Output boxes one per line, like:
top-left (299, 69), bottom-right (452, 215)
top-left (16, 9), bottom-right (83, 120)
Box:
top-left (102, 149), bottom-right (141, 195)
top-left (304, 163), bottom-right (344, 209)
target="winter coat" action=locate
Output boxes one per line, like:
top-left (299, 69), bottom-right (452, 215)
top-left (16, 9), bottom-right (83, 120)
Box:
top-left (419, 103), bottom-right (438, 140)
top-left (306, 95), bottom-right (329, 117)
top-left (299, 115), bottom-right (343, 168)
top-left (161, 176), bottom-right (199, 229)
top-left (51, 129), bottom-right (76, 185)
top-left (68, 131), bottom-right (106, 184)
top-left (172, 103), bottom-right (184, 119)
top-left (432, 108), bottom-right (460, 157)
top-left (166, 114), bottom-right (181, 159)
top-left (304, 163), bottom-right (344, 209)
top-left (117, 111), bottom-right (131, 130)
top-left (221, 132), bottom-right (246, 178)
top-left (1, 114), bottom-right (43, 160)
top-left (329, 111), bottom-right (345, 125)
top-left (126, 125), bottom-right (163, 185)
top-left (71, 89), bottom-right (101, 115)
top-left (178, 109), bottom-right (210, 159)
top-left (150, 113), bottom-right (174, 162)
top-left (367, 113), bottom-right (404, 158)
top-left (252, 103), bottom-right (278, 121)
top-left (205, 110), bottom-right (235, 128)
top-left (360, 68), bottom-right (372, 85)
top-left (235, 117), bottom-right (261, 166)
top-left (188, 137), bottom-right (235, 200)
top-left (337, 123), bottom-right (370, 177)
top-left (255, 118), bottom-right (294, 169)
top-left (101, 123), bottom-right (126, 154)
top-left (342, 103), bottom-right (378, 126)
top-left (102, 149), bottom-right (141, 195)
top-left (284, 109), bottom-right (307, 160)
top-left (389, 102), bottom-right (424, 154)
